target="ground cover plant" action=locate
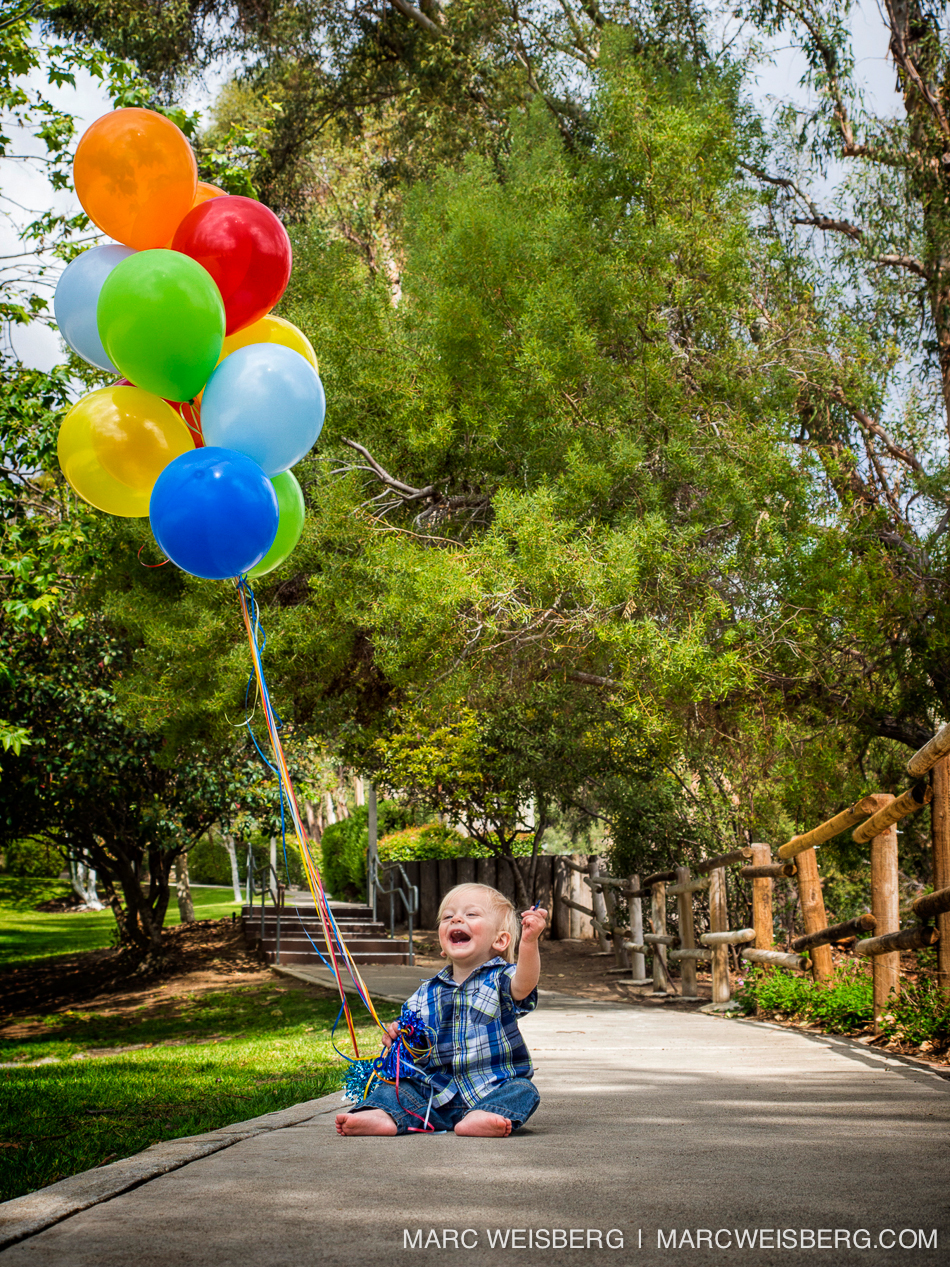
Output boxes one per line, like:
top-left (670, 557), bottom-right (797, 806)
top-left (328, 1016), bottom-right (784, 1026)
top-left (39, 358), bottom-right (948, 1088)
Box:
top-left (0, 878), bottom-right (243, 969)
top-left (735, 960), bottom-right (950, 1061)
top-left (0, 975), bottom-right (397, 1202)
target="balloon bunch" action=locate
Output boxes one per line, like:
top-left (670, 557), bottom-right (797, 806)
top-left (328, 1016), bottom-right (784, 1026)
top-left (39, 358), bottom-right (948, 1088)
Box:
top-left (54, 107), bottom-right (323, 580)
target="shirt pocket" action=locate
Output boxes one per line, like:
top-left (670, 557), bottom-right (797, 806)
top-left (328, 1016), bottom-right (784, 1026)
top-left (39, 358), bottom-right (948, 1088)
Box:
top-left (467, 979), bottom-right (502, 1026)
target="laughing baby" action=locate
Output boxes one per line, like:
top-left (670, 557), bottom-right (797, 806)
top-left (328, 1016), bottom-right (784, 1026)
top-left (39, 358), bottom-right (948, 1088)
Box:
top-left (335, 883), bottom-right (546, 1137)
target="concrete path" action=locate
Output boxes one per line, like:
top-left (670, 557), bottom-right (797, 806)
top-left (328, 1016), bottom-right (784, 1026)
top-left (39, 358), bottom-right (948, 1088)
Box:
top-left (2, 996), bottom-right (948, 1266)
top-left (275, 960), bottom-right (439, 1002)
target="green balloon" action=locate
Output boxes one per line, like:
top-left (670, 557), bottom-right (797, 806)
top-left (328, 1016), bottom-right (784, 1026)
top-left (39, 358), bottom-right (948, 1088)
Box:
top-left (246, 470), bottom-right (306, 578)
top-left (97, 249), bottom-right (225, 402)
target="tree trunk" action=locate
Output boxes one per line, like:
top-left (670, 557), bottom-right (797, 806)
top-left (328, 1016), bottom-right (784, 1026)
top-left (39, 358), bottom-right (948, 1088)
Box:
top-left (68, 856), bottom-right (104, 910)
top-left (222, 832), bottom-right (242, 903)
top-left (503, 851), bottom-right (530, 910)
top-left (176, 849), bottom-right (196, 924)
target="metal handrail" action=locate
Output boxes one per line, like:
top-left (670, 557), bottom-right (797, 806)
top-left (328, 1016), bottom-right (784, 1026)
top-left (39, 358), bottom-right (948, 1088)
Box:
top-left (246, 848), bottom-right (285, 963)
top-left (370, 857), bottom-right (418, 965)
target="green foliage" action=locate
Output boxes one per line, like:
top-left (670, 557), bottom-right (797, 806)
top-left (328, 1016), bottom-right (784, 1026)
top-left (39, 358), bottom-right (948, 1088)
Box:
top-left (737, 960), bottom-right (950, 1051)
top-left (879, 983), bottom-right (950, 1051)
top-left (0, 979), bottom-right (398, 1201)
top-left (185, 835), bottom-right (235, 887)
top-left (0, 836), bottom-right (62, 878)
top-left (606, 769), bottom-right (719, 881)
top-left (319, 800), bottom-right (416, 898)
top-left (378, 823), bottom-right (467, 863)
top-left (735, 962), bottom-right (874, 1032)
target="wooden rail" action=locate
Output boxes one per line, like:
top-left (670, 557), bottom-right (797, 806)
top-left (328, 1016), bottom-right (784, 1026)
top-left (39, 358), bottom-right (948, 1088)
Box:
top-left (695, 848), bottom-right (752, 874)
top-left (910, 884), bottom-right (950, 923)
top-left (856, 926), bottom-right (940, 956)
top-left (700, 928), bottom-right (755, 947)
top-left (778, 796), bottom-right (879, 859)
top-left (852, 784), bottom-right (933, 843)
top-left (791, 913), bottom-right (876, 953)
top-left (907, 721), bottom-right (950, 778)
top-left (742, 948), bottom-right (810, 971)
top-left (740, 863), bottom-right (796, 879)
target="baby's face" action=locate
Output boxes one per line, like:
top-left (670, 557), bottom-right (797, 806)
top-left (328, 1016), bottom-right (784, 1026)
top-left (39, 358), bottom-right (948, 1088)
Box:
top-left (438, 889), bottom-right (509, 972)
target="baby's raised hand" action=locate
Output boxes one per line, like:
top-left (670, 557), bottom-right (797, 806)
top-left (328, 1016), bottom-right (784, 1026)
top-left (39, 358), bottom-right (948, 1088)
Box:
top-left (520, 906), bottom-right (547, 943)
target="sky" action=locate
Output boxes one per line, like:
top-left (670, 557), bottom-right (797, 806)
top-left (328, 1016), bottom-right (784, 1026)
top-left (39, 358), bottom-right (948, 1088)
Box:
top-left (1, 2), bottom-right (907, 373)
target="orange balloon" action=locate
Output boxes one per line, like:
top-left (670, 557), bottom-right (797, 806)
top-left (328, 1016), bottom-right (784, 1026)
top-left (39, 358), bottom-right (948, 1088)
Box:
top-left (74, 109), bottom-right (197, 251)
top-left (194, 181), bottom-right (226, 207)
top-left (163, 182), bottom-right (226, 247)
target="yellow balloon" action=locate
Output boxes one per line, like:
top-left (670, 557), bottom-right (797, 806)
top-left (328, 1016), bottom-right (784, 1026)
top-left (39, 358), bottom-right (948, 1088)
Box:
top-left (219, 314), bottom-right (318, 371)
top-left (58, 385), bottom-right (194, 517)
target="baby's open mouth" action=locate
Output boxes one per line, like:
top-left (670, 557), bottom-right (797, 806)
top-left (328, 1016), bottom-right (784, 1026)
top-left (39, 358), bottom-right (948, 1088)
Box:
top-left (449, 930), bottom-right (471, 944)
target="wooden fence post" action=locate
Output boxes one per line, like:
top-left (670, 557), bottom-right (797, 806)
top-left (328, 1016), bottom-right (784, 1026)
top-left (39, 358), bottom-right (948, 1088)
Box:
top-left (598, 874), bottom-right (630, 970)
top-left (750, 842), bottom-right (774, 951)
top-left (571, 855), bottom-right (593, 939)
top-left (628, 874), bottom-right (648, 983)
top-left (675, 865), bottom-right (699, 1000)
top-left (552, 857), bottom-right (570, 941)
top-left (650, 881), bottom-right (669, 994)
top-left (708, 866), bottom-right (730, 1005)
top-left (869, 796), bottom-right (900, 1031)
top-left (932, 756), bottom-right (950, 999)
top-left (794, 847), bottom-right (832, 980)
top-left (588, 857), bottom-right (611, 953)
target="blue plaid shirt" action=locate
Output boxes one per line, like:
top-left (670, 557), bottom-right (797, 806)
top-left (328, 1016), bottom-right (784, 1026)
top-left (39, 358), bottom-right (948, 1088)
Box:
top-left (405, 957), bottom-right (538, 1109)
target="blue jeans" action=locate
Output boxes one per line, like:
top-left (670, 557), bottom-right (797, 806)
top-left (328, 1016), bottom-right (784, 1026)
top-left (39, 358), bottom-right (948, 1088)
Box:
top-left (352, 1076), bottom-right (540, 1134)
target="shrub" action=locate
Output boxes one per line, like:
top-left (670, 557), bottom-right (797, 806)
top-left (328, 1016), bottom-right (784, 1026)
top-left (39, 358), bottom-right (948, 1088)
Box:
top-left (320, 801), bottom-right (417, 899)
top-left (735, 961), bottom-right (873, 1032)
top-left (0, 836), bottom-right (62, 877)
top-left (187, 835), bottom-right (235, 886)
top-left (378, 823), bottom-right (466, 863)
top-left (879, 981), bottom-right (950, 1049)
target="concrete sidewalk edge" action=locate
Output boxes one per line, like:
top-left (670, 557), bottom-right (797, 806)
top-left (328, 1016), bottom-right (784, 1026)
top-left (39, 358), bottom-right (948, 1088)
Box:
top-left (0, 1092), bottom-right (343, 1253)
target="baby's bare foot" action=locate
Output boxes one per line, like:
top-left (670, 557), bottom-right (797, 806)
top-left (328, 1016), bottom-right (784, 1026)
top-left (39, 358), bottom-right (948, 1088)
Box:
top-left (335, 1109), bottom-right (398, 1136)
top-left (454, 1110), bottom-right (512, 1137)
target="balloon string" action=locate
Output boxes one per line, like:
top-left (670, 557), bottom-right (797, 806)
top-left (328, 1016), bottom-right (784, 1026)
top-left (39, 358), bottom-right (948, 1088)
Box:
top-left (235, 577), bottom-right (389, 1056)
top-left (181, 399), bottom-right (203, 447)
top-left (137, 544), bottom-right (169, 567)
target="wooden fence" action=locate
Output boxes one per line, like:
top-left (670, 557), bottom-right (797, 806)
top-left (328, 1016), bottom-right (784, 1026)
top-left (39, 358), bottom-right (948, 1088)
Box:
top-left (568, 738), bottom-right (950, 1027)
top-left (393, 732), bottom-right (950, 1028)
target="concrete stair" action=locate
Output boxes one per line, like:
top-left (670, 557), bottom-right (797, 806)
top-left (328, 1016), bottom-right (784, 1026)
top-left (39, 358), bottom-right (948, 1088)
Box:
top-left (242, 899), bottom-right (410, 965)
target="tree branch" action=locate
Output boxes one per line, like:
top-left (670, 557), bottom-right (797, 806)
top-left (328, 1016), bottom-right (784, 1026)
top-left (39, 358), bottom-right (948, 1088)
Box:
top-left (340, 438), bottom-right (436, 500)
top-left (884, 0), bottom-right (950, 140)
top-left (389, 0), bottom-right (445, 38)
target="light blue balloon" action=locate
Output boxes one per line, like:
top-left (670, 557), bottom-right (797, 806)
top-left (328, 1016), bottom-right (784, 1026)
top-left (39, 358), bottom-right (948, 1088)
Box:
top-left (201, 343), bottom-right (325, 477)
top-left (54, 245), bottom-right (136, 371)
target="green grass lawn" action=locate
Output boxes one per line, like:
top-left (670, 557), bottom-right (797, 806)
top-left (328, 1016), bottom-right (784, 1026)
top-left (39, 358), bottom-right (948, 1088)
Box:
top-left (0, 878), bottom-right (244, 968)
top-left (0, 978), bottom-right (398, 1201)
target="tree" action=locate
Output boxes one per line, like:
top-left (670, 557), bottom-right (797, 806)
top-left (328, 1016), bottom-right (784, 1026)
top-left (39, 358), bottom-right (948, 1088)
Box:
top-left (725, 2), bottom-right (950, 757)
top-left (46, 1), bottom-right (713, 230)
top-left (0, 614), bottom-right (250, 958)
top-left (102, 44), bottom-right (833, 863)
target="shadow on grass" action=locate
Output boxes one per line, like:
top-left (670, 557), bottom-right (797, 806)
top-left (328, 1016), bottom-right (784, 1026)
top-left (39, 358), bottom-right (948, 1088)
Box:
top-left (0, 980), bottom-right (398, 1201)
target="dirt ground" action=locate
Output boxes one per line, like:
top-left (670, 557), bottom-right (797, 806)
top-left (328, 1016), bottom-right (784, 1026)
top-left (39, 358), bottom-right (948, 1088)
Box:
top-left (410, 929), bottom-right (715, 1007)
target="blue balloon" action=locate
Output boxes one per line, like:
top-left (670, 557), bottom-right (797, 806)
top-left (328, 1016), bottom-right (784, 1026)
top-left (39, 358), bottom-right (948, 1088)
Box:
top-left (201, 343), bottom-right (325, 477)
top-left (149, 447), bottom-right (279, 580)
top-left (54, 245), bottom-right (136, 371)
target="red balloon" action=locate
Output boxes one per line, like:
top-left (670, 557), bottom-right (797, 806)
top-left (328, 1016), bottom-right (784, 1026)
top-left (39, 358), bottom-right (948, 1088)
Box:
top-left (171, 196), bottom-right (292, 336)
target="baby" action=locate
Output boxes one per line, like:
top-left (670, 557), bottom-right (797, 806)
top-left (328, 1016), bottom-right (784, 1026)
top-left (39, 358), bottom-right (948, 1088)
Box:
top-left (336, 883), bottom-right (547, 1137)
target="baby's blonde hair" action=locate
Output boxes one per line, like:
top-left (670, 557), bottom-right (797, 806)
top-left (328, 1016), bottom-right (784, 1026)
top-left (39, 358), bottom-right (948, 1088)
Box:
top-left (438, 883), bottom-right (519, 962)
